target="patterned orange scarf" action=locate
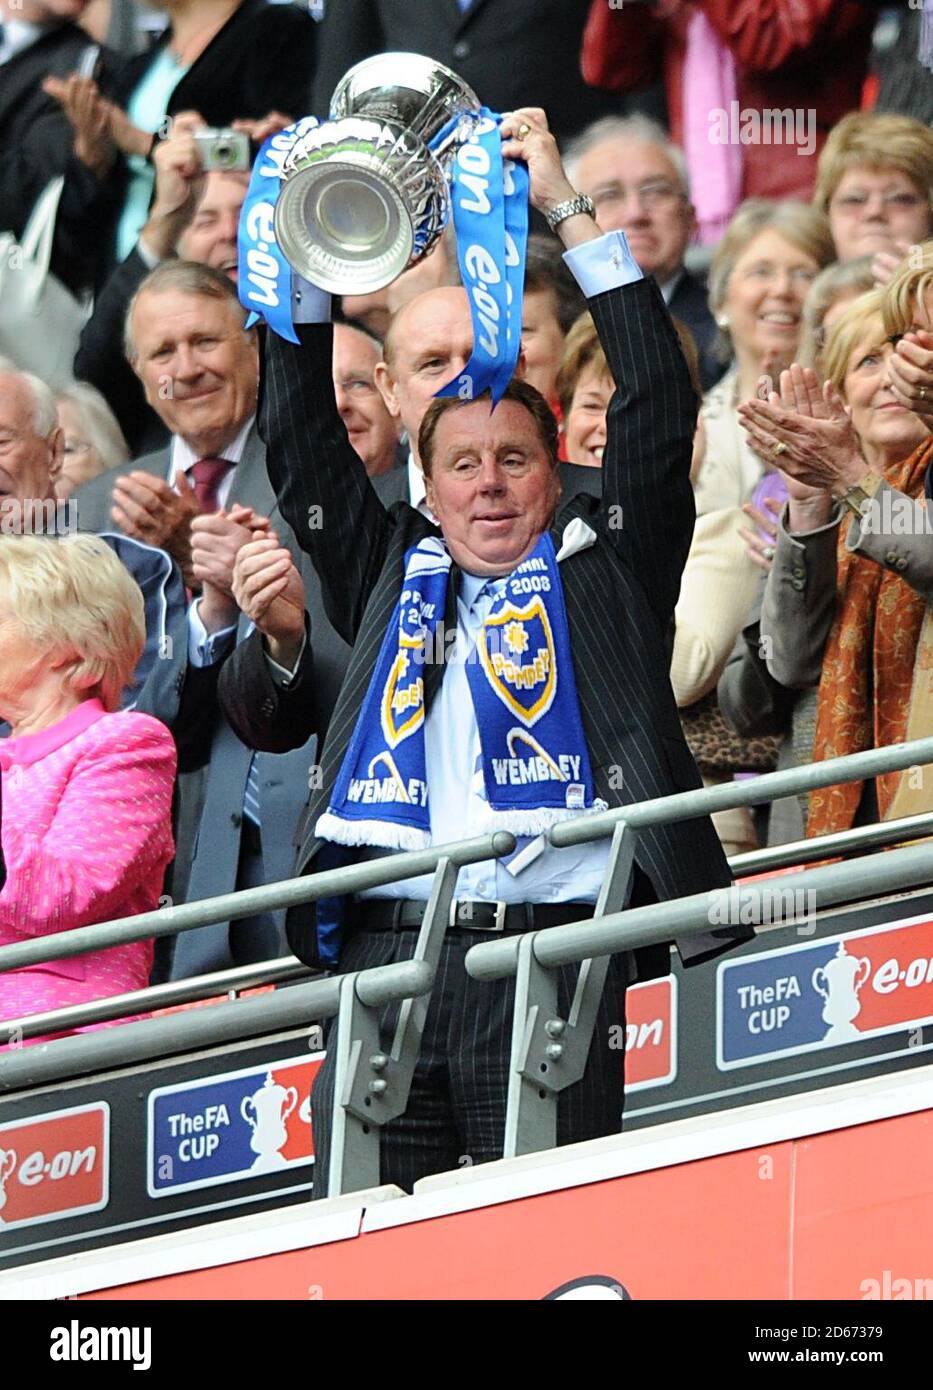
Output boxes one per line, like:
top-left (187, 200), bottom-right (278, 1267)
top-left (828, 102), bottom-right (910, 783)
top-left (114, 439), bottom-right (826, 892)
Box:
top-left (807, 438), bottom-right (933, 837)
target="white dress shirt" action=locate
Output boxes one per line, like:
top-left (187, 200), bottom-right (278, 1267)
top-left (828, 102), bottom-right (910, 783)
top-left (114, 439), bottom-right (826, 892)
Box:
top-left (169, 414), bottom-right (255, 513)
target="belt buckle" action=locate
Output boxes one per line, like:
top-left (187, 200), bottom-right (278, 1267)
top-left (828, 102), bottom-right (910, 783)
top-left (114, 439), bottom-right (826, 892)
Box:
top-left (448, 899), bottom-right (508, 931)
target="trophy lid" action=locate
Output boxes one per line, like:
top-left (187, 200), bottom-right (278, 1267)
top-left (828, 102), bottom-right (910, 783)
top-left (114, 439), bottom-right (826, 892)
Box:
top-left (331, 51), bottom-right (481, 146)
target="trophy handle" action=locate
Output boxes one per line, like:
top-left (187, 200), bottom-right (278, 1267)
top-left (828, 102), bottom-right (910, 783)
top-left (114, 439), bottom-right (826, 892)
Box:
top-left (856, 957), bottom-right (871, 990)
top-left (812, 966), bottom-right (829, 1000)
top-left (240, 1096), bottom-right (256, 1128)
top-left (282, 1087), bottom-right (298, 1122)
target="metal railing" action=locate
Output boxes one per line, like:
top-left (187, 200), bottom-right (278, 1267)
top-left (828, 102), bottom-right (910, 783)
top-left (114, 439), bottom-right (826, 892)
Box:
top-left (3, 734), bottom-right (933, 1193)
top-left (465, 735), bottom-right (933, 1160)
top-left (0, 831), bottom-right (516, 1197)
top-left (730, 811), bottom-right (933, 878)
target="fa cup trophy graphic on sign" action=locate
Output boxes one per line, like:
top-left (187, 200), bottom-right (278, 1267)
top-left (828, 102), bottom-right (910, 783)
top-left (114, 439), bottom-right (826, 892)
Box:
top-left (812, 941), bottom-right (872, 1044)
top-left (241, 1073), bottom-right (298, 1172)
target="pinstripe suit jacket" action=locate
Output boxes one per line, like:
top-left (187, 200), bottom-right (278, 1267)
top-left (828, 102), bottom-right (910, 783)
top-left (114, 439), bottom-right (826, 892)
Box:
top-left (261, 277), bottom-right (745, 977)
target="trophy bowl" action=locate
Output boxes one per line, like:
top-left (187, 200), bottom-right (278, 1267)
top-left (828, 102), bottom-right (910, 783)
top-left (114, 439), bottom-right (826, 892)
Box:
top-left (273, 52), bottom-right (481, 296)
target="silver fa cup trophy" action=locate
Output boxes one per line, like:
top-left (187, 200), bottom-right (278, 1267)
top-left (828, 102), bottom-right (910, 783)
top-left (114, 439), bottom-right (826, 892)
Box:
top-left (273, 52), bottom-right (481, 295)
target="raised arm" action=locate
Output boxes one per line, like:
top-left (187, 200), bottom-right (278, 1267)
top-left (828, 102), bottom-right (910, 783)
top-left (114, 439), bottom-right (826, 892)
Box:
top-left (501, 108), bottom-right (697, 629)
top-left (592, 276), bottom-right (697, 628)
top-left (260, 322), bottom-right (393, 645)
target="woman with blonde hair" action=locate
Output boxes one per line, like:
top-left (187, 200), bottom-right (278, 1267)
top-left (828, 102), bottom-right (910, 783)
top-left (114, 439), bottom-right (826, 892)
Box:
top-left (814, 113), bottom-right (933, 270)
top-left (740, 282), bottom-right (933, 836)
top-left (694, 199), bottom-right (835, 517)
top-left (0, 534), bottom-right (176, 1036)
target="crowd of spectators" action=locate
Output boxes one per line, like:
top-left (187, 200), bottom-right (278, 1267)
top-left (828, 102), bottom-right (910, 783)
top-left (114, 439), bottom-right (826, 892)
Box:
top-left (1, 0), bottom-right (933, 1045)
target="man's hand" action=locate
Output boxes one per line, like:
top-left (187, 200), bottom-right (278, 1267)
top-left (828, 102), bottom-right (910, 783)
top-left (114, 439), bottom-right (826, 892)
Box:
top-left (191, 505), bottom-right (269, 631)
top-left (499, 108), bottom-right (599, 250)
top-left (141, 113), bottom-right (208, 260)
top-left (43, 74), bottom-right (114, 178)
top-left (110, 471), bottom-right (201, 582)
top-left (232, 534), bottom-right (306, 670)
top-left (888, 330), bottom-right (933, 428)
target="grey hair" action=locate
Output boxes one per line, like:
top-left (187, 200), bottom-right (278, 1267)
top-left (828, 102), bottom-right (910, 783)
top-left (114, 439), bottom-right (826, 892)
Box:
top-left (562, 114), bottom-right (691, 199)
top-left (799, 256), bottom-right (877, 369)
top-left (124, 259), bottom-right (249, 362)
top-left (0, 365), bottom-right (59, 436)
top-left (56, 381), bottom-right (130, 472)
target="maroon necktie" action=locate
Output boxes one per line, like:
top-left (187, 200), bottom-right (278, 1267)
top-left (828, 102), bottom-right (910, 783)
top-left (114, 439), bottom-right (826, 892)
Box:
top-left (187, 456), bottom-right (232, 513)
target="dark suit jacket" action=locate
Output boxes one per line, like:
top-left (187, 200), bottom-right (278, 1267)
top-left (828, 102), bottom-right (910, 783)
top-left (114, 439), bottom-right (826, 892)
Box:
top-left (111, 0), bottom-right (316, 130)
top-left (73, 247), bottom-right (169, 458)
top-left (311, 0), bottom-right (617, 142)
top-left (220, 460), bottom-right (599, 756)
top-left (0, 23), bottom-right (124, 294)
top-left (668, 269), bottom-right (727, 395)
top-left (261, 277), bottom-right (745, 980)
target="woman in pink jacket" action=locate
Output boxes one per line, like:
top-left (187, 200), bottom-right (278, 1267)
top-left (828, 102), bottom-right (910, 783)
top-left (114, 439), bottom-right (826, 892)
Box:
top-left (0, 533), bottom-right (176, 1040)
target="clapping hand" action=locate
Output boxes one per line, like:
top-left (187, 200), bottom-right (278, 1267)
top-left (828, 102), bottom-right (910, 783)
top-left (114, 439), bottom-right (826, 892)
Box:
top-left (738, 365), bottom-right (869, 495)
top-left (111, 470), bottom-right (202, 583)
top-left (232, 533), bottom-right (306, 669)
top-left (43, 74), bottom-right (114, 177)
top-left (887, 330), bottom-right (933, 428)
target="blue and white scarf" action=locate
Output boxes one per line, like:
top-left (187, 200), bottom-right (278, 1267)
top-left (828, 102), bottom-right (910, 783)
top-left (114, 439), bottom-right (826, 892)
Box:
top-left (316, 533), bottom-right (604, 850)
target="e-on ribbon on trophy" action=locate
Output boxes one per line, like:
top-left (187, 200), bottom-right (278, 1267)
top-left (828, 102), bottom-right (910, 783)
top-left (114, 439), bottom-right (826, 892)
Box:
top-left (433, 106), bottom-right (529, 405)
top-left (237, 117), bottom-right (322, 344)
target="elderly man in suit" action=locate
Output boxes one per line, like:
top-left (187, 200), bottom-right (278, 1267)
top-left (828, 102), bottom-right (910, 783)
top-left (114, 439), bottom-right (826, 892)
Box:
top-left (563, 114), bottom-right (726, 393)
top-left (258, 107), bottom-right (747, 1194)
top-left (219, 277), bottom-right (598, 757)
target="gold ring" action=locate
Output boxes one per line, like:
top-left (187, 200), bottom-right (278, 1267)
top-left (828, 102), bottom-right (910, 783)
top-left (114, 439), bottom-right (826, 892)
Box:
top-left (516, 122), bottom-right (532, 141)
top-left (920, 385), bottom-right (929, 401)
top-left (773, 441), bottom-right (788, 458)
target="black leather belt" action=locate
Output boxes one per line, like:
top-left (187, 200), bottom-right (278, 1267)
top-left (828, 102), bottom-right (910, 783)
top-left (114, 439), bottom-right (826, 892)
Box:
top-left (352, 898), bottom-right (594, 934)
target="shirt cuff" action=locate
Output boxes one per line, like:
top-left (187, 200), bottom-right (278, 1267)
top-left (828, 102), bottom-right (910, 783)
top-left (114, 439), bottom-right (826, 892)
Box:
top-left (265, 628), bottom-right (308, 687)
top-left (136, 236), bottom-right (163, 271)
top-left (563, 230), bottom-right (644, 299)
top-left (291, 275), bottom-right (332, 325)
top-left (187, 599), bottom-right (237, 667)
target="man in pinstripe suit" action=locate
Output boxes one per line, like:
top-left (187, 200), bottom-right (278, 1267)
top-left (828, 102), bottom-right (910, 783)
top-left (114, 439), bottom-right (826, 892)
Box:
top-left (258, 109), bottom-right (748, 1194)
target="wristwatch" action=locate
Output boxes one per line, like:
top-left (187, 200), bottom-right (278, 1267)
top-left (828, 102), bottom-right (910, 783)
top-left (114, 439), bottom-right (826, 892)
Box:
top-left (544, 193), bottom-right (596, 233)
top-left (837, 472), bottom-right (881, 519)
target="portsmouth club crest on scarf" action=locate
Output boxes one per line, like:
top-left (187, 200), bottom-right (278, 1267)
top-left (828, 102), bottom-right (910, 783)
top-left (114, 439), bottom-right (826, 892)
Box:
top-left (316, 533), bottom-right (605, 850)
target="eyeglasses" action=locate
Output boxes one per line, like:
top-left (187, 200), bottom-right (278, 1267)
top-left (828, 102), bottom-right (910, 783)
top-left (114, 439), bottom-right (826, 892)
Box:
top-left (592, 180), bottom-right (684, 211)
top-left (830, 190), bottom-right (929, 215)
